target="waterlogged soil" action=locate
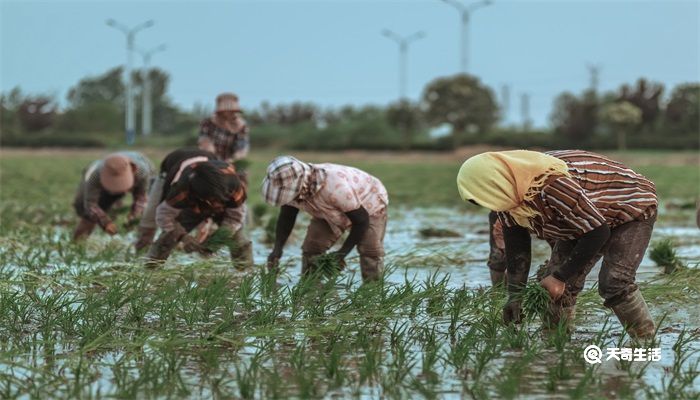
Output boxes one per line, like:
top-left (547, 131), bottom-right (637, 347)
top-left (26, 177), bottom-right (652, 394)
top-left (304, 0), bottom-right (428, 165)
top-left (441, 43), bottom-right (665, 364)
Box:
top-left (1, 207), bottom-right (699, 398)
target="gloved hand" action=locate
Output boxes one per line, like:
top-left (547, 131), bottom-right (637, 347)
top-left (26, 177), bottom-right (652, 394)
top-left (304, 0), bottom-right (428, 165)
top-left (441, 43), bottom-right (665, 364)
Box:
top-left (134, 226), bottom-right (157, 251)
top-left (503, 300), bottom-right (523, 324)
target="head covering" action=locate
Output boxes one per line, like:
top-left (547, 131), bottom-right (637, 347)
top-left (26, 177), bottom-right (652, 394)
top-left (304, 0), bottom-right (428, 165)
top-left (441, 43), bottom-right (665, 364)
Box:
top-left (100, 154), bottom-right (134, 193)
top-left (262, 156), bottom-right (324, 206)
top-left (215, 93), bottom-right (241, 113)
top-left (456, 150), bottom-right (571, 228)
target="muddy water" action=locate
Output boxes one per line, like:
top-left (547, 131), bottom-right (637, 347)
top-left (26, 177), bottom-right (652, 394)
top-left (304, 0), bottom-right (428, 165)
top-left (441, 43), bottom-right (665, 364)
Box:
top-left (8, 206), bottom-right (699, 396)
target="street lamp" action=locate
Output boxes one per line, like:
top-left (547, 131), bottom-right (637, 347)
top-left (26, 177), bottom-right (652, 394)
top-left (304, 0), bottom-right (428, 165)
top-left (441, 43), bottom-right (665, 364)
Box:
top-left (381, 30), bottom-right (426, 100)
top-left (106, 18), bottom-right (155, 144)
top-left (439, 0), bottom-right (492, 74)
top-left (136, 44), bottom-right (166, 136)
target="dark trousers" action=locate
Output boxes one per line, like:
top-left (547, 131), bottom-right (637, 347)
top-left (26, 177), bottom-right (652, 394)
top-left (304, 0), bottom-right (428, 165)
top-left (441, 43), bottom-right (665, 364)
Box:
top-left (538, 212), bottom-right (657, 309)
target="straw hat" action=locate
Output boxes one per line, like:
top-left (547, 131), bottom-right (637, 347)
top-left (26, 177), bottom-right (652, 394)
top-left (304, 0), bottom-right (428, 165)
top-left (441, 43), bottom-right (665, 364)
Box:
top-left (100, 154), bottom-right (134, 193)
top-left (216, 93), bottom-right (241, 113)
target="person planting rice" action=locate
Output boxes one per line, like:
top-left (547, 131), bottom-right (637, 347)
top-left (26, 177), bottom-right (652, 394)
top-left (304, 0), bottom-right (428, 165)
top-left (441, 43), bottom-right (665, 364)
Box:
top-left (135, 148), bottom-right (252, 267)
top-left (263, 156), bottom-right (389, 282)
top-left (72, 151), bottom-right (155, 241)
top-left (198, 92), bottom-right (250, 173)
top-left (457, 150), bottom-right (658, 339)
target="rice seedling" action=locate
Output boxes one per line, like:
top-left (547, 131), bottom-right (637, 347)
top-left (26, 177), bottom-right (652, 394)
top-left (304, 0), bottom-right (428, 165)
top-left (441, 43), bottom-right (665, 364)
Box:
top-left (201, 227), bottom-right (237, 253)
top-left (520, 280), bottom-right (552, 322)
top-left (649, 238), bottom-right (685, 273)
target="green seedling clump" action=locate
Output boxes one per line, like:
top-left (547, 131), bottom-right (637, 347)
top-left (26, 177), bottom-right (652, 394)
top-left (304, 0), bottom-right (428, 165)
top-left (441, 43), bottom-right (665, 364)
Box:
top-left (650, 238), bottom-right (685, 274)
top-left (202, 228), bottom-right (237, 253)
top-left (419, 227), bottom-right (461, 238)
top-left (521, 281), bottom-right (551, 321)
top-left (311, 253), bottom-right (344, 277)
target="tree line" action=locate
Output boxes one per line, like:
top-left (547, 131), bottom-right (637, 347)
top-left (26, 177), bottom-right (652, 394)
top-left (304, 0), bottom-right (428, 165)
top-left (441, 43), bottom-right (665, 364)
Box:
top-left (1, 66), bottom-right (698, 150)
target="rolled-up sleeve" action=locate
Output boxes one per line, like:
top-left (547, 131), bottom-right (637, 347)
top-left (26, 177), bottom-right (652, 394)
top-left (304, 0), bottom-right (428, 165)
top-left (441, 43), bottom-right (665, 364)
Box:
top-left (156, 202), bottom-right (182, 232)
top-left (542, 177), bottom-right (606, 235)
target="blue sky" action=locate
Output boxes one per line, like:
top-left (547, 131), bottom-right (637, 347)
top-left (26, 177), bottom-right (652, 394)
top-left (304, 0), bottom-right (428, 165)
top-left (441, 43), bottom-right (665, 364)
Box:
top-left (1, 0), bottom-right (698, 127)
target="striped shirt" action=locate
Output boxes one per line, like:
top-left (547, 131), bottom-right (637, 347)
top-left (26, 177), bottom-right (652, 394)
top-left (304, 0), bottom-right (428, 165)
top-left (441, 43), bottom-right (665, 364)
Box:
top-left (498, 150), bottom-right (657, 241)
top-left (80, 151), bottom-right (155, 228)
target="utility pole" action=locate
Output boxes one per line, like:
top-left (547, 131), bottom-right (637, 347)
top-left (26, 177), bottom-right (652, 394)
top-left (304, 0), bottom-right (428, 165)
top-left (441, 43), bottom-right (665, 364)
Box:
top-left (439, 0), bottom-right (492, 74)
top-left (587, 63), bottom-right (602, 93)
top-left (381, 30), bottom-right (425, 100)
top-left (106, 18), bottom-right (154, 145)
top-left (136, 44), bottom-right (166, 136)
top-left (520, 92), bottom-right (531, 131)
top-left (500, 84), bottom-right (510, 123)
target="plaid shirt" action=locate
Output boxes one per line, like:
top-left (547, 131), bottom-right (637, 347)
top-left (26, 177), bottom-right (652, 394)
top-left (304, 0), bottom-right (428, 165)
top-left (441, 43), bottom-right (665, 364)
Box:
top-left (80, 151), bottom-right (155, 228)
top-left (262, 156), bottom-right (325, 206)
top-left (198, 117), bottom-right (250, 162)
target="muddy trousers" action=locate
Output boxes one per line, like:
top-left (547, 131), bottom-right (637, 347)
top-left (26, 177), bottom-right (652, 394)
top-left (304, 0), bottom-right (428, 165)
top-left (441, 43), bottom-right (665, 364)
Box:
top-left (487, 211), bottom-right (507, 286)
top-left (301, 213), bottom-right (388, 283)
top-left (538, 213), bottom-right (657, 338)
top-left (72, 186), bottom-right (125, 240)
top-left (146, 208), bottom-right (253, 267)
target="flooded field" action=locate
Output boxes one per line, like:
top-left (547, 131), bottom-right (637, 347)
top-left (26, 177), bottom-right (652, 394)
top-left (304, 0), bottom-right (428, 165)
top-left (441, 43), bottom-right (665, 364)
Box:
top-left (1, 206), bottom-right (698, 398)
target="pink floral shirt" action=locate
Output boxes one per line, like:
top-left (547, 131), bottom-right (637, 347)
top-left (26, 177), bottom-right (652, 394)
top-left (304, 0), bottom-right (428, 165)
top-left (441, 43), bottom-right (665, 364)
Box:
top-left (290, 163), bottom-right (388, 235)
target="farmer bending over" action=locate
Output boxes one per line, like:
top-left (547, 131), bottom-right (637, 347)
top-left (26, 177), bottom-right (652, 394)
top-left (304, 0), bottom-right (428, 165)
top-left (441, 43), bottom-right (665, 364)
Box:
top-left (263, 156), bottom-right (389, 282)
top-left (457, 150), bottom-right (658, 339)
top-left (137, 148), bottom-right (252, 267)
top-left (73, 151), bottom-right (155, 240)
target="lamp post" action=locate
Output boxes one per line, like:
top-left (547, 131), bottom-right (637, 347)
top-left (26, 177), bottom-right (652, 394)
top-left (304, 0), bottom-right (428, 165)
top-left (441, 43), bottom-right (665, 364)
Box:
top-left (381, 30), bottom-right (426, 100)
top-left (439, 0), bottom-right (491, 74)
top-left (136, 44), bottom-right (166, 136)
top-left (106, 18), bottom-right (154, 144)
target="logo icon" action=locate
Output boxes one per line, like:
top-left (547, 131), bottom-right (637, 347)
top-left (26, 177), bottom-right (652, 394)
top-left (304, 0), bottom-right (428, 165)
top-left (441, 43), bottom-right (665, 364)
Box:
top-left (583, 345), bottom-right (603, 364)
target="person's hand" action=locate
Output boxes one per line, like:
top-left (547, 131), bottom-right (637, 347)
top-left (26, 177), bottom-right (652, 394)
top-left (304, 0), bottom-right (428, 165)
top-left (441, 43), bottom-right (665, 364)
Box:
top-left (503, 300), bottom-right (523, 324)
top-left (104, 222), bottom-right (118, 235)
top-left (182, 236), bottom-right (212, 256)
top-left (267, 249), bottom-right (282, 271)
top-left (329, 251), bottom-right (347, 270)
top-left (541, 275), bottom-right (566, 300)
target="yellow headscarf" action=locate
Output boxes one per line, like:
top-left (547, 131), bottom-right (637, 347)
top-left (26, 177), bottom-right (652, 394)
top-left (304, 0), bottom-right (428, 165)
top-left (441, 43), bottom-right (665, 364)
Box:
top-left (456, 150), bottom-right (571, 228)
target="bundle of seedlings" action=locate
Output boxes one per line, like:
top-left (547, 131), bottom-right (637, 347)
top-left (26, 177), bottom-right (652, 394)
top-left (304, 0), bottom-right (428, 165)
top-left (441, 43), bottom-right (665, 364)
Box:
top-left (520, 280), bottom-right (552, 321)
top-left (419, 227), bottom-right (462, 238)
top-left (202, 227), bottom-right (237, 253)
top-left (310, 253), bottom-right (346, 278)
top-left (650, 238), bottom-right (685, 274)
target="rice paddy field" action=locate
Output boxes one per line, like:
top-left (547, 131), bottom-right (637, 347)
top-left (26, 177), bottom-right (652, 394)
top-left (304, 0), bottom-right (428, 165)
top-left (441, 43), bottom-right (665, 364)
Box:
top-left (0, 148), bottom-right (699, 399)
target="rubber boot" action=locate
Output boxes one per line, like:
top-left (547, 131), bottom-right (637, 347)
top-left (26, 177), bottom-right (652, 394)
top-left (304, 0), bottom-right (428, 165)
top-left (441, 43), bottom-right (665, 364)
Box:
top-left (73, 218), bottom-right (96, 241)
top-left (230, 229), bottom-right (254, 269)
top-left (134, 226), bottom-right (157, 252)
top-left (301, 253), bottom-right (318, 277)
top-left (145, 229), bottom-right (184, 267)
top-left (489, 269), bottom-right (507, 287)
top-left (611, 289), bottom-right (655, 340)
top-left (360, 255), bottom-right (383, 283)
